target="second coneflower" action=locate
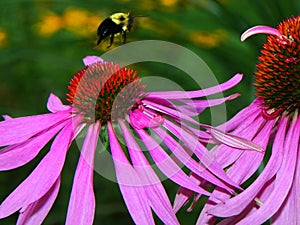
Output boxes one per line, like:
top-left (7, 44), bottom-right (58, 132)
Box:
top-left (0, 56), bottom-right (259, 225)
top-left (176, 15), bottom-right (300, 225)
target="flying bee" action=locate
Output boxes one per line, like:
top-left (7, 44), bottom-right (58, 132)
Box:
top-left (96, 12), bottom-right (133, 48)
top-left (97, 12), bottom-right (144, 48)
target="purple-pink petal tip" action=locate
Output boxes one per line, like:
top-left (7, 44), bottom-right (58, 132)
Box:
top-left (241, 26), bottom-right (282, 42)
top-left (82, 56), bottom-right (104, 66)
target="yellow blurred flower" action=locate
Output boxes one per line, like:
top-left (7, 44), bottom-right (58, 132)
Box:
top-left (160, 0), bottom-right (178, 7)
top-left (0, 28), bottom-right (8, 47)
top-left (35, 11), bottom-right (63, 36)
top-left (189, 29), bottom-right (228, 48)
top-left (35, 7), bottom-right (101, 38)
top-left (63, 7), bottom-right (101, 37)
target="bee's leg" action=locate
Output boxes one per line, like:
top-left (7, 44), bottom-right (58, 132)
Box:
top-left (96, 37), bottom-right (102, 45)
top-left (121, 31), bottom-right (126, 44)
top-left (107, 35), bottom-right (114, 48)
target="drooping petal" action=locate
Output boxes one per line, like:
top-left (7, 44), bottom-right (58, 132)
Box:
top-left (209, 118), bottom-right (278, 217)
top-left (196, 117), bottom-right (275, 223)
top-left (146, 74), bottom-right (243, 99)
top-left (226, 119), bottom-right (275, 183)
top-left (210, 115), bottom-right (300, 225)
top-left (0, 122), bottom-right (74, 218)
top-left (134, 126), bottom-right (216, 198)
top-left (216, 98), bottom-right (263, 133)
top-left (293, 146), bottom-right (300, 224)
top-left (145, 99), bottom-right (262, 154)
top-left (272, 131), bottom-right (300, 224)
top-left (209, 128), bottom-right (264, 152)
top-left (107, 122), bottom-right (155, 225)
top-left (0, 119), bottom-right (69, 171)
top-left (233, 114), bottom-right (299, 225)
top-left (16, 178), bottom-right (60, 225)
top-left (152, 126), bottom-right (235, 193)
top-left (196, 201), bottom-right (217, 225)
top-left (47, 93), bottom-right (71, 113)
top-left (173, 173), bottom-right (205, 213)
top-left (66, 122), bottom-right (100, 225)
top-left (272, 184), bottom-right (297, 225)
top-left (241, 26), bottom-right (282, 41)
top-left (214, 103), bottom-right (265, 168)
top-left (0, 111), bottom-right (70, 147)
top-left (119, 120), bottom-right (179, 225)
top-left (177, 93), bottom-right (240, 115)
top-left (163, 119), bottom-right (240, 190)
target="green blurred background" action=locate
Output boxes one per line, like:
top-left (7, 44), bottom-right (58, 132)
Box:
top-left (0, 0), bottom-right (299, 224)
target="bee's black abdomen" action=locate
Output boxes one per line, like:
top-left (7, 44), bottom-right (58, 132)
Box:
top-left (96, 18), bottom-right (123, 45)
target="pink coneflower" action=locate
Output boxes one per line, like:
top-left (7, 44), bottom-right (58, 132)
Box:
top-left (176, 16), bottom-right (300, 225)
top-left (0, 56), bottom-right (257, 224)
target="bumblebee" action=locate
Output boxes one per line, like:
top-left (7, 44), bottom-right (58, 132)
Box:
top-left (97, 12), bottom-right (134, 48)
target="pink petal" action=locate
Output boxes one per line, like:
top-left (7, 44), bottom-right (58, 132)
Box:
top-left (177, 93), bottom-right (240, 116)
top-left (118, 184), bottom-right (155, 225)
top-left (143, 99), bottom-right (200, 126)
top-left (82, 56), bottom-right (104, 66)
top-left (194, 116), bottom-right (273, 222)
top-left (214, 103), bottom-right (265, 168)
top-left (196, 202), bottom-right (217, 225)
top-left (163, 119), bottom-right (240, 190)
top-left (0, 111), bottom-right (70, 147)
top-left (134, 127), bottom-right (215, 198)
top-left (16, 178), bottom-right (60, 225)
top-left (208, 118), bottom-right (278, 216)
top-left (209, 128), bottom-right (264, 152)
top-left (226, 119), bottom-right (275, 183)
top-left (144, 180), bottom-right (179, 225)
top-left (272, 185), bottom-right (297, 225)
top-left (235, 114), bottom-right (300, 225)
top-left (129, 109), bottom-right (163, 129)
top-left (153, 126), bottom-right (235, 193)
top-left (119, 120), bottom-right (179, 224)
top-left (108, 122), bottom-right (155, 225)
top-left (47, 93), bottom-right (71, 113)
top-left (0, 119), bottom-right (69, 171)
top-left (241, 25), bottom-right (282, 41)
top-left (272, 135), bottom-right (300, 224)
top-left (173, 188), bottom-right (193, 213)
top-left (66, 122), bottom-right (100, 225)
top-left (0, 122), bottom-right (74, 218)
top-left (216, 99), bottom-right (262, 133)
top-left (293, 148), bottom-right (300, 223)
top-left (173, 173), bottom-right (203, 213)
top-left (146, 74), bottom-right (243, 99)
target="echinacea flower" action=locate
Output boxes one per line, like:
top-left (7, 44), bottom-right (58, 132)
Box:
top-left (175, 15), bottom-right (300, 225)
top-left (0, 55), bottom-right (259, 225)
